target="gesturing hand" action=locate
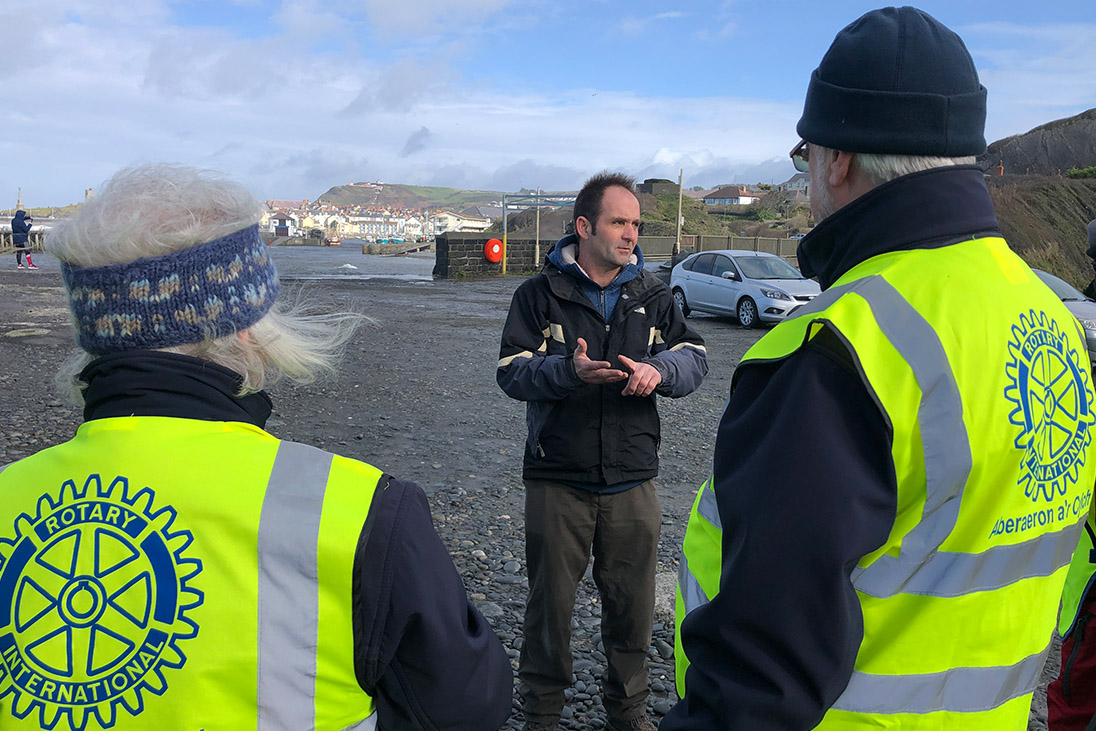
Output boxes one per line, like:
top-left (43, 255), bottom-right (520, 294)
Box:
top-left (618, 355), bottom-right (662, 397)
top-left (573, 338), bottom-right (628, 384)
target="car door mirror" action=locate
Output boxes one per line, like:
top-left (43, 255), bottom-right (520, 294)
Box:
top-left (721, 271), bottom-right (739, 281)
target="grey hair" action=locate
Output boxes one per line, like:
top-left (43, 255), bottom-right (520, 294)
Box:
top-left (47, 163), bottom-right (263, 266)
top-left (49, 163), bottom-right (363, 399)
top-left (812, 145), bottom-right (975, 188)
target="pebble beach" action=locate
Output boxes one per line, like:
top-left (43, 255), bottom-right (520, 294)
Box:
top-left (0, 249), bottom-right (1060, 729)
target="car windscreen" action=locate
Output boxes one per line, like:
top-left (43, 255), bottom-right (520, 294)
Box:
top-left (1035, 269), bottom-right (1088, 301)
top-left (736, 255), bottom-right (803, 280)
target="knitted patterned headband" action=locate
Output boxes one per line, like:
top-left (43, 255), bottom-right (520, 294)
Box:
top-left (61, 224), bottom-right (279, 355)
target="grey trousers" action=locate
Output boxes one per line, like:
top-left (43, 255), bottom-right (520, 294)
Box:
top-left (518, 478), bottom-right (660, 723)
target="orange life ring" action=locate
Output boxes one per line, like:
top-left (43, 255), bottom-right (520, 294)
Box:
top-left (485, 238), bottom-right (503, 263)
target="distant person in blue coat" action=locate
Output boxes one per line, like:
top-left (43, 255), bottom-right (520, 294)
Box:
top-left (11, 209), bottom-right (37, 269)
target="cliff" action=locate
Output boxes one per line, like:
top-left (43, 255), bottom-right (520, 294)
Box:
top-left (989, 176), bottom-right (1096, 289)
top-left (979, 108), bottom-right (1096, 176)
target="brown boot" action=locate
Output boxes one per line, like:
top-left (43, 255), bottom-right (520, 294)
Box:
top-left (607, 715), bottom-right (658, 731)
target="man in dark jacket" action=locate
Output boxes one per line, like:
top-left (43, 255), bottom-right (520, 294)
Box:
top-left (497, 172), bottom-right (708, 731)
top-left (0, 164), bottom-right (512, 731)
top-left (10, 209), bottom-right (37, 269)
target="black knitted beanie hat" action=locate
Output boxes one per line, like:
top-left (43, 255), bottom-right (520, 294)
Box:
top-left (797, 6), bottom-right (987, 156)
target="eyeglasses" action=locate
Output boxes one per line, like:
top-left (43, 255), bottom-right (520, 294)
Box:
top-left (789, 139), bottom-right (810, 173)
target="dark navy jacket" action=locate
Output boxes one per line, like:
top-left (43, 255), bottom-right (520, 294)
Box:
top-left (11, 210), bottom-right (30, 245)
top-left (497, 235), bottom-right (708, 486)
top-left (662, 166), bottom-right (1002, 730)
top-left (80, 351), bottom-right (513, 731)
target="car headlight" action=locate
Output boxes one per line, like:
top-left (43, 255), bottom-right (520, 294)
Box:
top-left (1078, 318), bottom-right (1096, 333)
top-left (759, 288), bottom-right (791, 300)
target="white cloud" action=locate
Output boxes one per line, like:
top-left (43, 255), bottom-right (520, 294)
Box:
top-left (362, 0), bottom-right (515, 36)
top-left (7, 1), bottom-right (1089, 208)
top-left (616, 10), bottom-right (688, 36)
top-left (963, 22), bottom-right (1096, 139)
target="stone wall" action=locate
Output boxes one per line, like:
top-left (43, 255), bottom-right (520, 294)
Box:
top-left (434, 232), bottom-right (556, 278)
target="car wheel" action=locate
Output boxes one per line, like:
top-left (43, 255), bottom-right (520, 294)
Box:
top-left (737, 297), bottom-right (757, 329)
top-left (673, 288), bottom-right (691, 317)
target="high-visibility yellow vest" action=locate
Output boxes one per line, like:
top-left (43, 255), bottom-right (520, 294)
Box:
top-left (676, 237), bottom-right (1096, 729)
top-left (0, 416), bottom-right (379, 730)
top-left (1059, 505), bottom-right (1096, 637)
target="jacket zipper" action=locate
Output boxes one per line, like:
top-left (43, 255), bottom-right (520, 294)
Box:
top-left (1064, 611), bottom-right (1093, 700)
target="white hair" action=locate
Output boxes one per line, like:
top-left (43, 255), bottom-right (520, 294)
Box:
top-left (811, 145), bottom-right (976, 188)
top-left (49, 163), bottom-right (363, 399)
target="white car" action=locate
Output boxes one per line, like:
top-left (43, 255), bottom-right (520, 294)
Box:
top-left (670, 250), bottom-right (821, 327)
top-left (1034, 269), bottom-right (1096, 359)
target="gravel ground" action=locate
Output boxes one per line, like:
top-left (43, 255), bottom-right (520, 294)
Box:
top-left (0, 264), bottom-right (1061, 729)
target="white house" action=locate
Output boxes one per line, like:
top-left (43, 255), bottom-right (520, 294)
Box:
top-left (702, 186), bottom-right (762, 206)
top-left (777, 173), bottom-right (810, 197)
top-left (268, 211), bottom-right (299, 237)
top-left (435, 209), bottom-right (491, 233)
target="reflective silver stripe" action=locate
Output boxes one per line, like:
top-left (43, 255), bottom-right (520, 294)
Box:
top-left (832, 640), bottom-right (1051, 714)
top-left (344, 713), bottom-right (378, 730)
top-left (784, 278), bottom-right (870, 321)
top-left (257, 441), bottom-right (334, 730)
top-left (677, 552), bottom-right (710, 615)
top-left (860, 521), bottom-right (1085, 597)
top-left (847, 277), bottom-right (973, 597)
top-left (696, 480), bottom-right (721, 531)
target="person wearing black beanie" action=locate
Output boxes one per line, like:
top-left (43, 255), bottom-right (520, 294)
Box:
top-left (665, 7), bottom-right (1096, 731)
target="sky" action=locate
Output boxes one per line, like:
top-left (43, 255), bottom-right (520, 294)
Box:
top-left (3, 0), bottom-right (1095, 207)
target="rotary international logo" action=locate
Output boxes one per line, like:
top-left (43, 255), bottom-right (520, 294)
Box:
top-left (1005, 310), bottom-right (1095, 503)
top-left (0, 475), bottom-right (202, 730)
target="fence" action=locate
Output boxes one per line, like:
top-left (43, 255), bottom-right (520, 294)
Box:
top-left (432, 232), bottom-right (804, 278)
top-left (0, 231), bottom-right (46, 252)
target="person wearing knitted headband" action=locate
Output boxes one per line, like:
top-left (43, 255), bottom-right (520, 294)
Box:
top-left (666, 7), bottom-right (1096, 730)
top-left (0, 164), bottom-right (511, 730)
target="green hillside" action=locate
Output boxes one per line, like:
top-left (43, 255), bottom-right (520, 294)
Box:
top-left (317, 183), bottom-right (505, 210)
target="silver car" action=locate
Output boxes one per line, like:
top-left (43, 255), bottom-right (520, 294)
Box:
top-left (1034, 269), bottom-right (1096, 359)
top-left (670, 250), bottom-right (821, 327)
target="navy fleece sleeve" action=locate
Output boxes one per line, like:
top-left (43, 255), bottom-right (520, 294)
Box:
top-left (355, 478), bottom-right (512, 731)
top-left (662, 337), bottom-right (897, 730)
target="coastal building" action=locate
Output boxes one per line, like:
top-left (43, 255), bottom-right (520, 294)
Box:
top-left (349, 211), bottom-right (401, 239)
top-left (637, 179), bottom-right (680, 196)
top-left (266, 199), bottom-right (308, 211)
top-left (435, 209), bottom-right (491, 233)
top-left (703, 186), bottom-right (762, 206)
top-left (776, 173), bottom-right (810, 197)
top-left (462, 205), bottom-right (503, 220)
top-left (267, 210), bottom-right (299, 237)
